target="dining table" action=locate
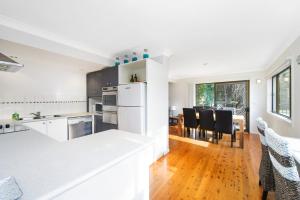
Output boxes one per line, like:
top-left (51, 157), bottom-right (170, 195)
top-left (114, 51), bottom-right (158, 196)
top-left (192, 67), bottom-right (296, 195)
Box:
top-left (179, 113), bottom-right (246, 148)
top-left (283, 136), bottom-right (300, 173)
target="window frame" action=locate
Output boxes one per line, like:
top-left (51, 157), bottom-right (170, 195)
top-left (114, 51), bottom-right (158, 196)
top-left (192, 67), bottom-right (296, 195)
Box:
top-left (271, 66), bottom-right (292, 119)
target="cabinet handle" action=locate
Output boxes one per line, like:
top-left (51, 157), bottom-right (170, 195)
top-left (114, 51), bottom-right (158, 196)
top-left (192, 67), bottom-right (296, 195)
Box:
top-left (43, 122), bottom-right (46, 125)
top-left (49, 121), bottom-right (52, 124)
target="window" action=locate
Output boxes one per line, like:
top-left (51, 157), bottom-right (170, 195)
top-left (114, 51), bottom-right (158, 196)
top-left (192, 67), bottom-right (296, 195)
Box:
top-left (195, 81), bottom-right (250, 131)
top-left (195, 83), bottom-right (214, 106)
top-left (272, 66), bottom-right (291, 118)
top-left (195, 81), bottom-right (249, 109)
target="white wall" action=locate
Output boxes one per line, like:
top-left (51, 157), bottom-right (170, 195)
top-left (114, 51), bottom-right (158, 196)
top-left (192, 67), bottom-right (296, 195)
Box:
top-left (169, 81), bottom-right (193, 116)
top-left (0, 39), bottom-right (103, 119)
top-left (263, 36), bottom-right (300, 138)
top-left (169, 71), bottom-right (266, 133)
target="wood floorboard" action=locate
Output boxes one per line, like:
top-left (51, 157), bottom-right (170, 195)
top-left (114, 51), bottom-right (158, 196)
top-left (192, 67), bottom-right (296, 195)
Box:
top-left (149, 128), bottom-right (275, 200)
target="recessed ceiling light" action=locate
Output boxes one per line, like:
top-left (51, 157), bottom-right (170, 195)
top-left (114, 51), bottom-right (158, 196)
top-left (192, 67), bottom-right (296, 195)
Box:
top-left (256, 79), bottom-right (262, 84)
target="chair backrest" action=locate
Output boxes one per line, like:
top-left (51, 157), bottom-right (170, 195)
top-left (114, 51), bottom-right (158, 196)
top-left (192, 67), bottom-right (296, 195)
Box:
top-left (183, 108), bottom-right (198, 128)
top-left (199, 109), bottom-right (215, 131)
top-left (215, 110), bottom-right (233, 134)
top-left (256, 118), bottom-right (275, 191)
top-left (265, 128), bottom-right (300, 199)
top-left (193, 106), bottom-right (203, 113)
top-left (256, 117), bottom-right (268, 146)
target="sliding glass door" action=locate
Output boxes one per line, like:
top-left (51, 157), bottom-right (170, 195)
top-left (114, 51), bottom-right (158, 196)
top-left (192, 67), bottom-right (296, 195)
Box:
top-left (195, 80), bottom-right (250, 132)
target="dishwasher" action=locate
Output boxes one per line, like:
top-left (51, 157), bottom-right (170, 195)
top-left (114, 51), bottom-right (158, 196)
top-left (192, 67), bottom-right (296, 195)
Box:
top-left (68, 116), bottom-right (93, 139)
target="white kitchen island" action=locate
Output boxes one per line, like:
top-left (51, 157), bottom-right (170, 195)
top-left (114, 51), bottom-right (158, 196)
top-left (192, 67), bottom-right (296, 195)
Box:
top-left (0, 129), bottom-right (154, 200)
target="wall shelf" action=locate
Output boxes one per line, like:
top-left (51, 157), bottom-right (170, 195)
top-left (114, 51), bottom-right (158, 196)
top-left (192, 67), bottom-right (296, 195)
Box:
top-left (118, 59), bottom-right (147, 84)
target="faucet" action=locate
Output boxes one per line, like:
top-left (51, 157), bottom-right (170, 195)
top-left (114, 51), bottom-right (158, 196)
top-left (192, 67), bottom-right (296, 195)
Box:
top-left (30, 112), bottom-right (41, 118)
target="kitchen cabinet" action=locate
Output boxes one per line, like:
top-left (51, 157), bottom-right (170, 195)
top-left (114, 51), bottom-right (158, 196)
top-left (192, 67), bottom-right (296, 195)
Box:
top-left (24, 120), bottom-right (47, 135)
top-left (23, 118), bottom-right (68, 142)
top-left (87, 71), bottom-right (102, 97)
top-left (47, 119), bottom-right (68, 142)
top-left (94, 114), bottom-right (117, 133)
top-left (87, 67), bottom-right (118, 98)
top-left (94, 114), bottom-right (103, 133)
top-left (101, 67), bottom-right (118, 87)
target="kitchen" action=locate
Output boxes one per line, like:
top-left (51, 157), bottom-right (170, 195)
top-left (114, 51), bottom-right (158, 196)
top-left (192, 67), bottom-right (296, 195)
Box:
top-left (0, 39), bottom-right (168, 199)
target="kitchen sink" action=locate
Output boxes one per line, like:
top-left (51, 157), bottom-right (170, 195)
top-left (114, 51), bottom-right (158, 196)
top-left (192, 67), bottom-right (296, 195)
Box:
top-left (33, 116), bottom-right (47, 119)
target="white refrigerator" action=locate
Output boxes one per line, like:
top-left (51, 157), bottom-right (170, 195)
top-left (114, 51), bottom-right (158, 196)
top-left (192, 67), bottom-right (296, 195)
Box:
top-left (118, 83), bottom-right (146, 135)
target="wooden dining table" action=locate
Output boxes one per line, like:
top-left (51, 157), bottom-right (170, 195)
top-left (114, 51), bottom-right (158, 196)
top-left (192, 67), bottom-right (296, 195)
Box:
top-left (178, 113), bottom-right (246, 148)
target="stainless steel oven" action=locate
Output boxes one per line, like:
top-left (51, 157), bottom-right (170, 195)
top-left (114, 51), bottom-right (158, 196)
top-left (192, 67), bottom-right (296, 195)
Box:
top-left (102, 86), bottom-right (118, 125)
top-left (102, 86), bottom-right (117, 107)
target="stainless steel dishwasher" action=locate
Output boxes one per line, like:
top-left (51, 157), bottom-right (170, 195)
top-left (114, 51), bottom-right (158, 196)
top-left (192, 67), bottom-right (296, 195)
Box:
top-left (68, 116), bottom-right (93, 139)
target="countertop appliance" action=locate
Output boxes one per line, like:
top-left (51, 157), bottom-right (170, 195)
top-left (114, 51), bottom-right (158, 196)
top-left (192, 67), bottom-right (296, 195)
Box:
top-left (102, 86), bottom-right (118, 125)
top-left (118, 83), bottom-right (146, 134)
top-left (88, 97), bottom-right (102, 114)
top-left (68, 116), bottom-right (93, 139)
top-left (0, 52), bottom-right (24, 72)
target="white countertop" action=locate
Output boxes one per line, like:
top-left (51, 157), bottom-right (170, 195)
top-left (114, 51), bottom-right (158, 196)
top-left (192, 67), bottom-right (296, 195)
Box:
top-left (0, 129), bottom-right (153, 200)
top-left (0, 112), bottom-right (95, 124)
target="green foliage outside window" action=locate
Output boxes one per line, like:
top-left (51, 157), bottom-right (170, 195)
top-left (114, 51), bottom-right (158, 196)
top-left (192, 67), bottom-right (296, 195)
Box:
top-left (195, 83), bottom-right (214, 106)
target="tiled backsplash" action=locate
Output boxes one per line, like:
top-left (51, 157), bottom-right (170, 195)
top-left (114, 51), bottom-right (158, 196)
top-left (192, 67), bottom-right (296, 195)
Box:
top-left (0, 96), bottom-right (87, 120)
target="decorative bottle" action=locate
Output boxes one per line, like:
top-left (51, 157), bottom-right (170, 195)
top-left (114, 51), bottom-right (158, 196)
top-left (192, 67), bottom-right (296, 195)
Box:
top-left (134, 74), bottom-right (138, 82)
top-left (115, 57), bottom-right (120, 67)
top-left (143, 49), bottom-right (149, 59)
top-left (124, 55), bottom-right (129, 64)
top-left (130, 75), bottom-right (134, 82)
top-left (132, 52), bottom-right (138, 62)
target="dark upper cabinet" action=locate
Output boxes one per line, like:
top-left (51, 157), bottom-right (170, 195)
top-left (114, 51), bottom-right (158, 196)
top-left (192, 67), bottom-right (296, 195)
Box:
top-left (87, 71), bottom-right (102, 97)
top-left (87, 66), bottom-right (118, 98)
top-left (101, 67), bottom-right (118, 87)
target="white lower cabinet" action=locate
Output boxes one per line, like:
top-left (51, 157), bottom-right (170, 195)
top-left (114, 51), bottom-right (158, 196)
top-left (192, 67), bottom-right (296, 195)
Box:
top-left (47, 119), bottom-right (68, 142)
top-left (24, 120), bottom-right (47, 135)
top-left (23, 118), bottom-right (68, 142)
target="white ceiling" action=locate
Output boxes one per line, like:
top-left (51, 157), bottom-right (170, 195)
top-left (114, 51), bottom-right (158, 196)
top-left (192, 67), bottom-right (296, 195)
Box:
top-left (1, 0), bottom-right (300, 80)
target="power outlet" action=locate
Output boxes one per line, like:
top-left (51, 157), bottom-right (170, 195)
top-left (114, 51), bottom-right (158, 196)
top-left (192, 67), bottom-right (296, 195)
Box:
top-left (0, 124), bottom-right (3, 134)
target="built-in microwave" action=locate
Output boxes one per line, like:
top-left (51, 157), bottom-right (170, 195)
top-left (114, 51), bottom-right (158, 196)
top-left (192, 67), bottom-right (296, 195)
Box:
top-left (95, 103), bottom-right (103, 113)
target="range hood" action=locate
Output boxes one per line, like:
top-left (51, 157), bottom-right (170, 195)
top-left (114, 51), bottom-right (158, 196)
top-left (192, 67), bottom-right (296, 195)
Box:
top-left (0, 52), bottom-right (23, 72)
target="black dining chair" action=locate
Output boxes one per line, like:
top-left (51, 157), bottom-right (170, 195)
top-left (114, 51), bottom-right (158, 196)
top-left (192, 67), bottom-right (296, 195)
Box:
top-left (199, 109), bottom-right (215, 141)
top-left (193, 106), bottom-right (212, 112)
top-left (215, 110), bottom-right (236, 147)
top-left (183, 108), bottom-right (199, 139)
top-left (193, 106), bottom-right (203, 114)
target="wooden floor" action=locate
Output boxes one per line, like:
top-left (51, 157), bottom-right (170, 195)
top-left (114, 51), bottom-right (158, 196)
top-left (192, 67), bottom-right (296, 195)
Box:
top-left (149, 128), bottom-right (275, 200)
